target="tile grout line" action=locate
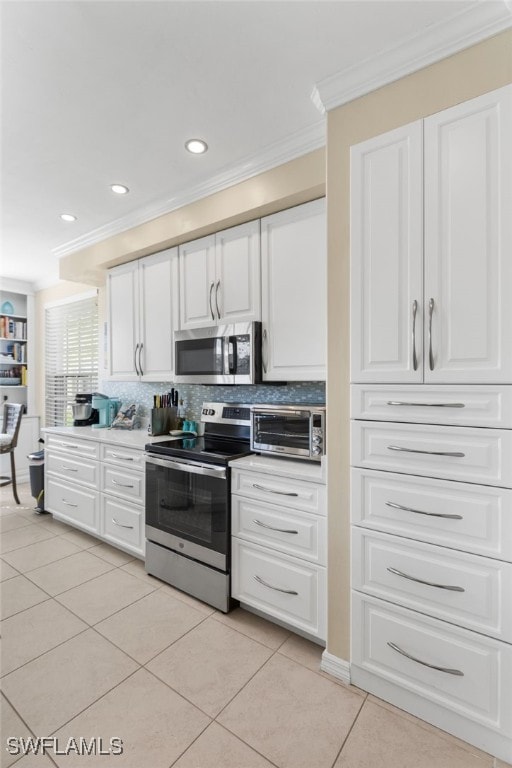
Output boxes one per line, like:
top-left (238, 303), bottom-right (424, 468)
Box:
top-left (327, 691), bottom-right (368, 768)
top-left (1, 691), bottom-right (61, 768)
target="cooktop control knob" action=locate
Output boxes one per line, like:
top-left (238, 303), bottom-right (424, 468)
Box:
top-left (208, 408), bottom-right (215, 415)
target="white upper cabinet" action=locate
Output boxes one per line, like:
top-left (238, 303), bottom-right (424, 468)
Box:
top-left (179, 221), bottom-right (261, 330)
top-left (350, 122), bottom-right (423, 383)
top-left (261, 199), bottom-right (327, 381)
top-left (108, 248), bottom-right (179, 381)
top-left (424, 87), bottom-right (512, 383)
top-left (351, 84), bottom-right (512, 385)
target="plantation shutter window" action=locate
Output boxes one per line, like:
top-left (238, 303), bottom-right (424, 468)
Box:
top-left (45, 294), bottom-right (99, 427)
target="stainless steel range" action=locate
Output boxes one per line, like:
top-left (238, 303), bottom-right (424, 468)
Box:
top-left (144, 402), bottom-right (252, 612)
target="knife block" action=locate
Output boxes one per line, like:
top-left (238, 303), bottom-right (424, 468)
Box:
top-left (149, 407), bottom-right (177, 436)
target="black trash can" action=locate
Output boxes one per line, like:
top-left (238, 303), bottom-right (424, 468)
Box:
top-left (28, 448), bottom-right (46, 513)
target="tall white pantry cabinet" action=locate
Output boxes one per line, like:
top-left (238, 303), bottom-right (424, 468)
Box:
top-left (350, 84), bottom-right (512, 762)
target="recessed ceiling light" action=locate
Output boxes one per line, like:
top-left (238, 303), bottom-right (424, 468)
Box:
top-left (110, 184), bottom-right (129, 194)
top-left (60, 213), bottom-right (77, 222)
top-left (185, 138), bottom-right (208, 154)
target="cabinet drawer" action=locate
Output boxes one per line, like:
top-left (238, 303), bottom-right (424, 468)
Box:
top-left (351, 468), bottom-right (512, 561)
top-left (101, 495), bottom-right (144, 557)
top-left (232, 470), bottom-right (325, 515)
top-left (351, 384), bottom-right (512, 428)
top-left (231, 539), bottom-right (326, 640)
top-left (351, 421), bottom-right (512, 487)
top-left (352, 528), bottom-right (512, 641)
top-left (46, 477), bottom-right (99, 533)
top-left (232, 495), bottom-right (327, 565)
top-left (100, 443), bottom-right (145, 472)
top-left (351, 592), bottom-right (512, 734)
top-left (46, 450), bottom-right (99, 489)
top-left (46, 433), bottom-right (99, 460)
top-left (101, 465), bottom-right (144, 504)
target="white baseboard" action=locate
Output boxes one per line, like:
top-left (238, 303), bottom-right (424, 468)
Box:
top-left (320, 651), bottom-right (351, 685)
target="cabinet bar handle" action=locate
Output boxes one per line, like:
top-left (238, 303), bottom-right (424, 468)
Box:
top-left (387, 566), bottom-right (465, 592)
top-left (61, 465), bottom-right (78, 472)
top-left (385, 501), bottom-right (463, 520)
top-left (387, 401), bottom-right (465, 408)
top-left (252, 483), bottom-right (299, 497)
top-left (62, 499), bottom-right (78, 507)
top-left (428, 298), bottom-right (435, 371)
top-left (387, 445), bottom-right (465, 458)
top-left (253, 519), bottom-right (299, 534)
top-left (62, 443), bottom-right (80, 449)
top-left (111, 453), bottom-right (134, 461)
top-left (254, 574), bottom-right (298, 595)
top-left (139, 342), bottom-right (144, 377)
top-left (262, 328), bottom-right (268, 374)
top-left (215, 280), bottom-right (221, 320)
top-left (411, 300), bottom-right (418, 371)
top-left (134, 343), bottom-right (140, 376)
top-left (209, 282), bottom-right (215, 321)
top-left (112, 479), bottom-right (134, 488)
top-left (387, 642), bottom-right (464, 676)
top-left (112, 517), bottom-right (135, 529)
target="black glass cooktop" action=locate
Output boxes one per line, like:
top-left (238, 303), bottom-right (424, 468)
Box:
top-left (146, 435), bottom-right (252, 465)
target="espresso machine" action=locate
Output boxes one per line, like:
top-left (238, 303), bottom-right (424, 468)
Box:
top-left (72, 393), bottom-right (100, 426)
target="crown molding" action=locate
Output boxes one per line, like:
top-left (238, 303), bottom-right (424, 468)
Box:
top-left (312, 0), bottom-right (512, 113)
top-left (53, 120), bottom-right (325, 259)
top-left (0, 276), bottom-right (36, 295)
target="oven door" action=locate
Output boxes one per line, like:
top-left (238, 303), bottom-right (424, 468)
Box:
top-left (251, 409), bottom-right (313, 459)
top-left (174, 325), bottom-right (233, 384)
top-left (145, 455), bottom-right (229, 571)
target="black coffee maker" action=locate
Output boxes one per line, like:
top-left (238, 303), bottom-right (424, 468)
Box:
top-left (72, 393), bottom-right (99, 426)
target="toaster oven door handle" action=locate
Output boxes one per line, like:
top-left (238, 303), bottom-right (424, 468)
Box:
top-left (252, 408), bottom-right (309, 417)
top-left (145, 454), bottom-right (227, 479)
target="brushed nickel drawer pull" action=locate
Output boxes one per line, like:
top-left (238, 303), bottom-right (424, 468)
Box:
top-left (253, 519), bottom-right (299, 535)
top-left (385, 501), bottom-right (463, 520)
top-left (388, 642), bottom-right (464, 676)
top-left (387, 401), bottom-right (465, 408)
top-left (112, 479), bottom-right (134, 488)
top-left (254, 574), bottom-right (298, 595)
top-left (112, 517), bottom-right (135, 529)
top-left (387, 566), bottom-right (465, 592)
top-left (387, 445), bottom-right (465, 458)
top-left (252, 483), bottom-right (299, 497)
top-left (61, 465), bottom-right (78, 472)
top-left (62, 442), bottom-right (80, 449)
top-left (411, 300), bottom-right (418, 371)
top-left (111, 453), bottom-right (135, 461)
top-left (62, 499), bottom-right (78, 507)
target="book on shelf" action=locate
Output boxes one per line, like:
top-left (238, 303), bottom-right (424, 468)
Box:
top-left (0, 316), bottom-right (26, 339)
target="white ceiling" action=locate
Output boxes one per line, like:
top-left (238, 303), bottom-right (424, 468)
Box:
top-left (1, 0), bottom-right (508, 289)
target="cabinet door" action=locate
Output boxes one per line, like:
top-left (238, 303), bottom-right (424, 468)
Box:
top-left (215, 220), bottom-right (261, 322)
top-left (179, 235), bottom-right (216, 329)
top-left (424, 85), bottom-right (512, 383)
top-left (107, 261), bottom-right (140, 380)
top-left (350, 121), bottom-right (423, 383)
top-left (261, 199), bottom-right (326, 381)
top-left (139, 248), bottom-right (179, 381)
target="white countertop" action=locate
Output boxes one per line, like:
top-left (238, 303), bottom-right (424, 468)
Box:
top-left (42, 425), bottom-right (170, 450)
top-left (229, 453), bottom-right (326, 484)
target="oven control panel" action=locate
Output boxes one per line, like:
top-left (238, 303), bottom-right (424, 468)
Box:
top-left (201, 402), bottom-right (251, 426)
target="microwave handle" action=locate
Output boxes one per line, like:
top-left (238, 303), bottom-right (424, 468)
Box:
top-left (223, 335), bottom-right (231, 375)
top-left (228, 336), bottom-right (238, 375)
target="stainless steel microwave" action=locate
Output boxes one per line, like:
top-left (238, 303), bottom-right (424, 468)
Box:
top-left (251, 404), bottom-right (326, 461)
top-left (174, 322), bottom-right (261, 385)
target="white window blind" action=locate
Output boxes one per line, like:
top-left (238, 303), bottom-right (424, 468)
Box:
top-left (45, 295), bottom-right (99, 427)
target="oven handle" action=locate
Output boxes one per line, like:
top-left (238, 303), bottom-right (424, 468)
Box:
top-left (145, 454), bottom-right (227, 479)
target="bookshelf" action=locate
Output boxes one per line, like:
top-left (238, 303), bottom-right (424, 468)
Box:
top-left (0, 288), bottom-right (34, 414)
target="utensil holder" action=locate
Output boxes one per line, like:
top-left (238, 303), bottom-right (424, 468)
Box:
top-left (149, 407), bottom-right (177, 436)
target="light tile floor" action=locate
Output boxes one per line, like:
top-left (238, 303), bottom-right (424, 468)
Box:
top-left (0, 484), bottom-right (509, 768)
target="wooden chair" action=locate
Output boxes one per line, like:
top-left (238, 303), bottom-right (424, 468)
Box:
top-left (0, 402), bottom-right (24, 505)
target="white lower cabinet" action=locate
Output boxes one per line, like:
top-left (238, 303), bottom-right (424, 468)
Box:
top-left (45, 431), bottom-right (145, 558)
top-left (231, 457), bottom-right (326, 642)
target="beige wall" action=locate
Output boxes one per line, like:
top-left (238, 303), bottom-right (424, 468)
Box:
top-left (59, 149), bottom-right (326, 285)
top-left (34, 281), bottom-right (104, 423)
top-left (326, 29), bottom-right (512, 660)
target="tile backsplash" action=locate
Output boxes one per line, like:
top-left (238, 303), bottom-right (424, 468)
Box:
top-left (100, 380), bottom-right (325, 428)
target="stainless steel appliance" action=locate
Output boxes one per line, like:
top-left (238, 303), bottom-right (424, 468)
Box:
top-left (144, 402), bottom-right (252, 612)
top-left (174, 322), bottom-right (261, 385)
top-left (251, 404), bottom-right (326, 461)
